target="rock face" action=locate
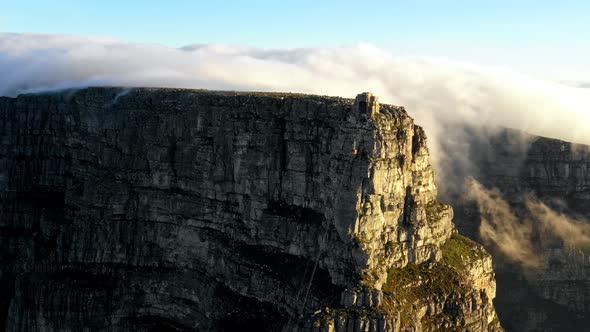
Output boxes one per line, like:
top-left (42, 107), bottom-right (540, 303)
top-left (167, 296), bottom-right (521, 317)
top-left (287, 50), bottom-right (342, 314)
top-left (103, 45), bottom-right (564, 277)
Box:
top-left (442, 128), bottom-right (590, 332)
top-left (0, 88), bottom-right (500, 331)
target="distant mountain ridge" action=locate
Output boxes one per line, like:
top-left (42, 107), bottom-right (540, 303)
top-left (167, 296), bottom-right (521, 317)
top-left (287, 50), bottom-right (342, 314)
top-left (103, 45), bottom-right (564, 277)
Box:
top-left (441, 126), bottom-right (590, 331)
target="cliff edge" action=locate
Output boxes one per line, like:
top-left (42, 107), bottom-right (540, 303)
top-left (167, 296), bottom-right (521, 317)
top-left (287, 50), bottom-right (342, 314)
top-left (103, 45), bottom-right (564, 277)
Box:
top-left (0, 88), bottom-right (501, 331)
top-left (445, 127), bottom-right (590, 331)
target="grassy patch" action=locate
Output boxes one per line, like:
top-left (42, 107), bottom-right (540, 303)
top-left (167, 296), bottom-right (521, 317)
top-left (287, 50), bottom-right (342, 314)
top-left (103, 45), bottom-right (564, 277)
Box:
top-left (381, 233), bottom-right (489, 329)
top-left (424, 200), bottom-right (448, 222)
top-left (441, 233), bottom-right (487, 272)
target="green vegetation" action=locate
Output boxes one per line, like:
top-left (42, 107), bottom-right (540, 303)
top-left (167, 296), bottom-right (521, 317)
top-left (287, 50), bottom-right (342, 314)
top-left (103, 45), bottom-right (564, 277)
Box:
top-left (424, 200), bottom-right (448, 222)
top-left (380, 233), bottom-right (489, 329)
top-left (382, 261), bottom-right (459, 324)
top-left (441, 233), bottom-right (487, 272)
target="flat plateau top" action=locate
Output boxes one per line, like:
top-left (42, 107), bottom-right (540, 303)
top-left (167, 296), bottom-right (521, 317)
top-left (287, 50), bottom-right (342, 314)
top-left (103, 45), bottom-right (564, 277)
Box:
top-left (6, 86), bottom-right (351, 102)
top-left (0, 86), bottom-right (407, 117)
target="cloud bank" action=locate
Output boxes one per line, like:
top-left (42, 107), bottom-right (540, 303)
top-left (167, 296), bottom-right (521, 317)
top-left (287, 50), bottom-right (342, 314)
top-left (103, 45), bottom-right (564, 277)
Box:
top-left (466, 178), bottom-right (590, 270)
top-left (465, 178), bottom-right (542, 269)
top-left (1, 32), bottom-right (590, 176)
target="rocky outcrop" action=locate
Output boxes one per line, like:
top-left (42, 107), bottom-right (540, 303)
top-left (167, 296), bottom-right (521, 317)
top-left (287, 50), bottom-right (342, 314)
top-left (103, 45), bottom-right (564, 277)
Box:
top-left (442, 127), bottom-right (590, 331)
top-left (0, 88), bottom-right (500, 331)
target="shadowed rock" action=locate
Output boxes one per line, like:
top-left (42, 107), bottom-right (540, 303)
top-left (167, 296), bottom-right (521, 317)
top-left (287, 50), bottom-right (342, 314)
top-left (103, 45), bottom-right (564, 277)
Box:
top-left (0, 88), bottom-right (500, 331)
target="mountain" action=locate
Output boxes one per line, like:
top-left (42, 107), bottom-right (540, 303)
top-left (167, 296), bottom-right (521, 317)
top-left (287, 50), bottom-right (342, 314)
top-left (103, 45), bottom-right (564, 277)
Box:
top-left (440, 127), bottom-right (590, 331)
top-left (0, 88), bottom-right (501, 331)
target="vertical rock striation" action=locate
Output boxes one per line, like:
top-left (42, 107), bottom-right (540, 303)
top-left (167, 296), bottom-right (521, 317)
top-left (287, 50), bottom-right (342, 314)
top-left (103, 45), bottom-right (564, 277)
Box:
top-left (0, 88), bottom-right (500, 331)
top-left (445, 127), bottom-right (590, 331)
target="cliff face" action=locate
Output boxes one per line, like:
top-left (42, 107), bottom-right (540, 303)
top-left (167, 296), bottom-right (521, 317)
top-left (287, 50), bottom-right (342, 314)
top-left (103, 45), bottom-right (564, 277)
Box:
top-left (0, 88), bottom-right (500, 331)
top-left (443, 128), bottom-right (590, 332)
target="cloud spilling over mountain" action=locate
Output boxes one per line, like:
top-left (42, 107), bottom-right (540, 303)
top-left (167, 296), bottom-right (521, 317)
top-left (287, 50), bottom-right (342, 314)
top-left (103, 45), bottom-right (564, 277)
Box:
top-left (466, 178), bottom-right (590, 269)
top-left (465, 178), bottom-right (542, 269)
top-left (2, 32), bottom-right (590, 173)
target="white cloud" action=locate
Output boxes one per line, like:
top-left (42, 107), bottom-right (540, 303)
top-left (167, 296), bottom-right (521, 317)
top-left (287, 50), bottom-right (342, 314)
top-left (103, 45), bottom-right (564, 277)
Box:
top-left (1, 32), bottom-right (590, 173)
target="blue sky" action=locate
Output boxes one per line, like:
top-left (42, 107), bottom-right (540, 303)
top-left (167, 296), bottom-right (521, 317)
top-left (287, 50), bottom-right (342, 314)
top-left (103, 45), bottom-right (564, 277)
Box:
top-left (2, 0), bottom-right (589, 81)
